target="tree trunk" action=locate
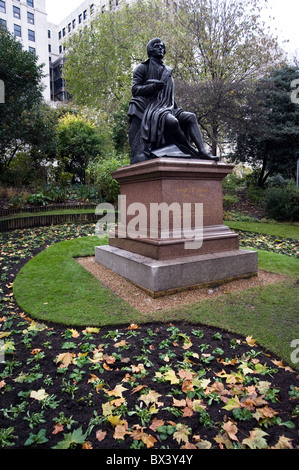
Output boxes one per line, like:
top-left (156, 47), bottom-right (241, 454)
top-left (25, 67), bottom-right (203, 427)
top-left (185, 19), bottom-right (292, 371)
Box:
top-left (258, 154), bottom-right (268, 187)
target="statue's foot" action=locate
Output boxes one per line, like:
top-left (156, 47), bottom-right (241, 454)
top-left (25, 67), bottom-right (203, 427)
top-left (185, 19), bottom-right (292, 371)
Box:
top-left (198, 150), bottom-right (220, 162)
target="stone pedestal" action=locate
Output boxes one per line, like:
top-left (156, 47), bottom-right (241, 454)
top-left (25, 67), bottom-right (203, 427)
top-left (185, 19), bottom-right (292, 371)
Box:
top-left (95, 158), bottom-right (258, 297)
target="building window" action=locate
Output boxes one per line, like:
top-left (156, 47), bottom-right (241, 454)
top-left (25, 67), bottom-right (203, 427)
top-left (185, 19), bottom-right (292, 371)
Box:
top-left (14, 24), bottom-right (21, 37)
top-left (29, 46), bottom-right (36, 55)
top-left (83, 9), bottom-right (87, 20)
top-left (72, 19), bottom-right (76, 29)
top-left (13, 6), bottom-right (21, 18)
top-left (0, 18), bottom-right (7, 28)
top-left (58, 30), bottom-right (61, 40)
top-left (27, 12), bottom-right (34, 24)
top-left (48, 44), bottom-right (51, 52)
top-left (0, 1), bottom-right (5, 14)
top-left (90, 4), bottom-right (94, 14)
top-left (62, 27), bottom-right (65, 37)
top-left (48, 29), bottom-right (51, 38)
top-left (59, 45), bottom-right (62, 54)
top-left (27, 0), bottom-right (34, 8)
top-left (28, 29), bottom-right (35, 41)
top-left (68, 23), bottom-right (71, 32)
top-left (78, 13), bottom-right (82, 24)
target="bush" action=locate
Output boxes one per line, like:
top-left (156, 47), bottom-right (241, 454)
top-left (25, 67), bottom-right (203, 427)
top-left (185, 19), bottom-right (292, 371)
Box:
top-left (263, 184), bottom-right (299, 221)
top-left (246, 184), bottom-right (265, 204)
top-left (223, 194), bottom-right (239, 210)
top-left (88, 154), bottom-right (130, 204)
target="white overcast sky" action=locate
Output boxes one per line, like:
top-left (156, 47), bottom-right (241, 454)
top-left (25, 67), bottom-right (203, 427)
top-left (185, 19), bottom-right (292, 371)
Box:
top-left (45, 0), bottom-right (298, 56)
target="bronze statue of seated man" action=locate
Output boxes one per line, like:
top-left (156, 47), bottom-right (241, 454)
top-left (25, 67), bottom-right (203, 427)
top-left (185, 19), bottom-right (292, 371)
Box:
top-left (128, 38), bottom-right (219, 164)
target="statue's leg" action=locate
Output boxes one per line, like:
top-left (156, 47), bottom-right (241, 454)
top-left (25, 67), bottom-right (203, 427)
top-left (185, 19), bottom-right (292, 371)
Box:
top-left (129, 117), bottom-right (149, 163)
top-left (165, 114), bottom-right (199, 157)
top-left (178, 112), bottom-right (219, 161)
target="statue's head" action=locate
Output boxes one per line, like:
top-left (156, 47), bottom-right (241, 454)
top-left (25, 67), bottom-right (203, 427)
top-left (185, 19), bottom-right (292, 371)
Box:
top-left (147, 38), bottom-right (166, 59)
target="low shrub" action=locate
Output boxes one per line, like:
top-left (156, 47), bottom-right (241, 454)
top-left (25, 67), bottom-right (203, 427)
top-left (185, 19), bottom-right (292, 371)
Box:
top-left (223, 194), bottom-right (239, 210)
top-left (263, 184), bottom-right (299, 221)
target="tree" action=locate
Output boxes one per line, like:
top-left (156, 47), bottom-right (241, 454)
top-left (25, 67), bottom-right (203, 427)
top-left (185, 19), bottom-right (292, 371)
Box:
top-left (173, 0), bottom-right (285, 155)
top-left (0, 27), bottom-right (46, 173)
top-left (63, 0), bottom-right (178, 112)
top-left (230, 66), bottom-right (299, 186)
top-left (56, 112), bottom-right (108, 184)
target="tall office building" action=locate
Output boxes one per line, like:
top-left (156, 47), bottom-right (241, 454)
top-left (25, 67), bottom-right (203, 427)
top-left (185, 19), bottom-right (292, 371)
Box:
top-left (0, 0), bottom-right (52, 100)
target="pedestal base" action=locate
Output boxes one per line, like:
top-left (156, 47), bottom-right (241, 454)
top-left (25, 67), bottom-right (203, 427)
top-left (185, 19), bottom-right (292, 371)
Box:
top-left (95, 245), bottom-right (258, 298)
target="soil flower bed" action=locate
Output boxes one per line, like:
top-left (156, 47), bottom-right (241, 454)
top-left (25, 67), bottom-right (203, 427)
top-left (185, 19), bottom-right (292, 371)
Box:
top-left (0, 223), bottom-right (298, 450)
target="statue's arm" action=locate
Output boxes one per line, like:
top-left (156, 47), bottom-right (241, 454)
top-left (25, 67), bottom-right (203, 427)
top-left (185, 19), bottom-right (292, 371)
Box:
top-left (132, 64), bottom-right (158, 97)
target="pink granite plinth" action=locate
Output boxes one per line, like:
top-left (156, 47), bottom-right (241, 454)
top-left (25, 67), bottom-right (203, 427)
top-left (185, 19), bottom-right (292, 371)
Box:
top-left (109, 158), bottom-right (238, 260)
top-left (95, 157), bottom-right (258, 296)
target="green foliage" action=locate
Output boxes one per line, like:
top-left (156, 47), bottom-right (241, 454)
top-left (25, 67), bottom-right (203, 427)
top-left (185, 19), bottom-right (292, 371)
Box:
top-left (231, 66), bottom-right (299, 185)
top-left (263, 184), bottom-right (299, 221)
top-left (0, 30), bottom-right (58, 176)
top-left (63, 0), bottom-right (283, 156)
top-left (88, 154), bottom-right (130, 203)
top-left (56, 113), bottom-right (106, 184)
top-left (223, 194), bottom-right (239, 210)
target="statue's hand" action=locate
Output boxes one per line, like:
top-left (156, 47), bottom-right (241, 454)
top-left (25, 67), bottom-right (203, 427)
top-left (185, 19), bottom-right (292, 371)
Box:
top-left (154, 81), bottom-right (165, 91)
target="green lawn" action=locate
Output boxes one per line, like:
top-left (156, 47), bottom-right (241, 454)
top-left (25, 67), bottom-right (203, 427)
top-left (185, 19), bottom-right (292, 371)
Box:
top-left (226, 220), bottom-right (299, 240)
top-left (13, 231), bottom-right (299, 369)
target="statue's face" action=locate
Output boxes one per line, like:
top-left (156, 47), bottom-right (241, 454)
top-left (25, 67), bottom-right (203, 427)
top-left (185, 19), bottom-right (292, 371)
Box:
top-left (150, 41), bottom-right (166, 59)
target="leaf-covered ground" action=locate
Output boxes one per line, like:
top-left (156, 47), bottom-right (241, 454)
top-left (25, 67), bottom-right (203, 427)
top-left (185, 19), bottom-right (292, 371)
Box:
top-left (0, 224), bottom-right (299, 450)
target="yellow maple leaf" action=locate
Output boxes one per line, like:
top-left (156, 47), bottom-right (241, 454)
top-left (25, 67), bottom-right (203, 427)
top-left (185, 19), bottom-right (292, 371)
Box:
top-left (30, 389), bottom-right (48, 401)
top-left (246, 335), bottom-right (257, 347)
top-left (139, 390), bottom-right (163, 406)
top-left (164, 369), bottom-right (180, 384)
top-left (56, 352), bottom-right (75, 368)
top-left (222, 395), bottom-right (241, 411)
top-left (173, 424), bottom-right (191, 444)
top-left (108, 415), bottom-right (127, 428)
top-left (105, 384), bottom-right (128, 398)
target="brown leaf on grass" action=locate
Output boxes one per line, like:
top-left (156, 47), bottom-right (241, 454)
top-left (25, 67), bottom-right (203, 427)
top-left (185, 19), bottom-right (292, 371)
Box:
top-left (172, 398), bottom-right (186, 408)
top-left (214, 433), bottom-right (234, 449)
top-left (181, 442), bottom-right (197, 449)
top-left (114, 424), bottom-right (130, 441)
top-left (52, 423), bottom-right (64, 435)
top-left (130, 425), bottom-right (157, 449)
top-left (272, 435), bottom-right (293, 449)
top-left (195, 440), bottom-right (212, 449)
top-left (108, 415), bottom-right (128, 428)
top-left (246, 335), bottom-right (257, 347)
top-left (0, 380), bottom-right (6, 389)
top-left (127, 324), bottom-right (140, 330)
top-left (149, 419), bottom-right (165, 432)
top-left (114, 340), bottom-right (128, 348)
top-left (173, 424), bottom-right (191, 444)
top-left (222, 420), bottom-right (239, 441)
top-left (131, 384), bottom-right (147, 395)
top-left (242, 429), bottom-right (269, 449)
top-left (139, 390), bottom-right (163, 407)
top-left (56, 352), bottom-right (75, 368)
top-left (82, 441), bottom-right (93, 449)
top-left (103, 355), bottom-right (116, 364)
top-left (69, 328), bottom-right (80, 338)
top-left (178, 369), bottom-right (195, 381)
top-left (105, 384), bottom-right (127, 398)
top-left (142, 433), bottom-right (157, 449)
top-left (96, 430), bottom-right (107, 442)
top-left (31, 348), bottom-right (42, 355)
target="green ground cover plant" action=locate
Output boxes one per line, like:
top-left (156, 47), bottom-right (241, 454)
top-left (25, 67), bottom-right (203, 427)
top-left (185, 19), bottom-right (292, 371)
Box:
top-left (0, 223), bottom-right (298, 449)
